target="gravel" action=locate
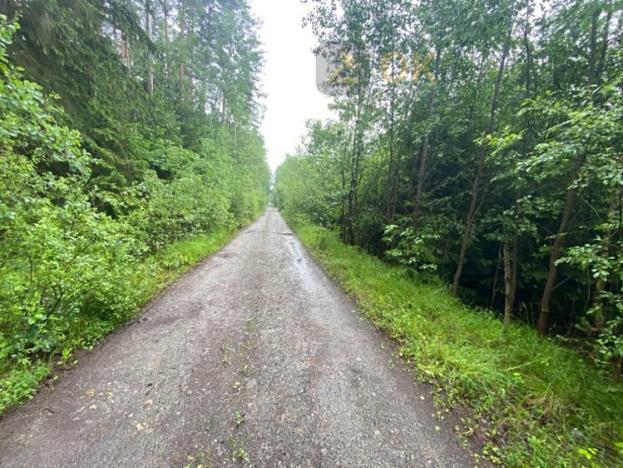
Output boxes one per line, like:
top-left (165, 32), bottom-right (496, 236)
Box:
top-left (0, 208), bottom-right (471, 467)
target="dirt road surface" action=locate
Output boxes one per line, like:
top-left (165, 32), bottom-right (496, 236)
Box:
top-left (0, 208), bottom-right (470, 467)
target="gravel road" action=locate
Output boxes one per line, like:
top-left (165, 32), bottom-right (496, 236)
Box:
top-left (0, 208), bottom-right (471, 467)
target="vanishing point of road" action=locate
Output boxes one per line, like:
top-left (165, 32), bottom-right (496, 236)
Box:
top-left (0, 209), bottom-right (470, 467)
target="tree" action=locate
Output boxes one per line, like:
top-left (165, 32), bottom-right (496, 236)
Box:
top-left (279, 0), bottom-right (623, 355)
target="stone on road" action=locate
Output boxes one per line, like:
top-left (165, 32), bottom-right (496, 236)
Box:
top-left (0, 208), bottom-right (470, 467)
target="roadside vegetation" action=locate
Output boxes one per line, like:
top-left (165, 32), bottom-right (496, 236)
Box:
top-left (0, 230), bottom-right (235, 413)
top-left (290, 219), bottom-right (622, 466)
top-left (278, 0), bottom-right (623, 356)
top-left (275, 0), bottom-right (623, 465)
top-left (0, 0), bottom-right (269, 413)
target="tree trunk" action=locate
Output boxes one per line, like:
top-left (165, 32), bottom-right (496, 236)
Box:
top-left (503, 233), bottom-right (518, 327)
top-left (587, 5), bottom-right (600, 86)
top-left (344, 46), bottom-right (368, 245)
top-left (490, 243), bottom-right (502, 310)
top-left (144, 0), bottom-right (154, 93)
top-left (537, 153), bottom-right (587, 335)
top-left (340, 165), bottom-right (347, 238)
top-left (523, 5), bottom-right (533, 99)
top-left (591, 244), bottom-right (608, 331)
top-left (346, 124), bottom-right (362, 244)
top-left (384, 29), bottom-right (399, 220)
top-left (591, 194), bottom-right (618, 330)
top-left (384, 82), bottom-right (398, 220)
top-left (121, 34), bottom-right (130, 68)
top-left (596, 1), bottom-right (613, 84)
top-left (178, 0), bottom-right (186, 98)
top-left (162, 0), bottom-right (169, 45)
top-left (412, 45), bottom-right (442, 226)
top-left (537, 2), bottom-right (612, 335)
top-left (451, 21), bottom-right (513, 296)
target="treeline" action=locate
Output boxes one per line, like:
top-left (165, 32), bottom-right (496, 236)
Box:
top-left (0, 0), bottom-right (268, 408)
top-left (276, 0), bottom-right (622, 368)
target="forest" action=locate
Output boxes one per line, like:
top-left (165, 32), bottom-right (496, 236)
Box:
top-left (275, 0), bottom-right (623, 464)
top-left (0, 0), bottom-right (269, 410)
top-left (277, 0), bottom-right (622, 365)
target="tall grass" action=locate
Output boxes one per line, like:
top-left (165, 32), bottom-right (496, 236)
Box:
top-left (294, 221), bottom-right (623, 467)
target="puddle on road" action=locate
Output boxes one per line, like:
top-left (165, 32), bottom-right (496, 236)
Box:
top-left (285, 236), bottom-right (324, 296)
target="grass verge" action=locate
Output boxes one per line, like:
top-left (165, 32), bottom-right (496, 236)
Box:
top-left (292, 220), bottom-right (623, 467)
top-left (0, 227), bottom-right (237, 414)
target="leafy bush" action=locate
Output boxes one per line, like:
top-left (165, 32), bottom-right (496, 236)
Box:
top-left (0, 16), bottom-right (268, 412)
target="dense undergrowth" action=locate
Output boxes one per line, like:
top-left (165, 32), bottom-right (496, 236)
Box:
top-left (0, 229), bottom-right (236, 413)
top-left (289, 218), bottom-right (623, 467)
top-left (0, 10), bottom-right (269, 414)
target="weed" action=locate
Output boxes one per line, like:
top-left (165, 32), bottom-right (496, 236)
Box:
top-left (234, 410), bottom-right (245, 427)
top-left (227, 437), bottom-right (249, 464)
top-left (233, 446), bottom-right (249, 463)
top-left (184, 447), bottom-right (212, 468)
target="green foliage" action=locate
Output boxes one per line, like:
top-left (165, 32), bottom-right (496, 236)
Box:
top-left (280, 0), bottom-right (623, 360)
top-left (0, 7), bottom-right (269, 413)
top-left (383, 222), bottom-right (440, 272)
top-left (0, 362), bottom-right (49, 413)
top-left (292, 220), bottom-right (623, 466)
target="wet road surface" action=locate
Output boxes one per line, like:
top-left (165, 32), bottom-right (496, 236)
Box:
top-left (0, 208), bottom-right (470, 467)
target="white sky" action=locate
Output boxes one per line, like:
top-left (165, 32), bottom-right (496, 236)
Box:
top-left (249, 0), bottom-right (334, 171)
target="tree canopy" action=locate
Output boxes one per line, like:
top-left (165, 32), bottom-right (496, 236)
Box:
top-left (0, 0), bottom-right (269, 410)
top-left (276, 0), bottom-right (623, 368)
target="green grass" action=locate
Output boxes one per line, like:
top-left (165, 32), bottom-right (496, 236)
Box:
top-left (292, 220), bottom-right (623, 467)
top-left (0, 228), bottom-right (237, 414)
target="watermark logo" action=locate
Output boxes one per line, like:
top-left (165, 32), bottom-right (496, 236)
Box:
top-left (316, 43), bottom-right (435, 96)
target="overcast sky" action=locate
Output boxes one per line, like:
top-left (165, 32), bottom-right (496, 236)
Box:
top-left (249, 0), bottom-right (334, 171)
